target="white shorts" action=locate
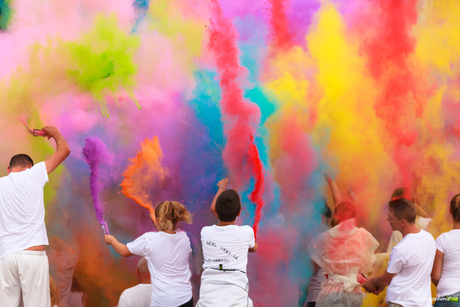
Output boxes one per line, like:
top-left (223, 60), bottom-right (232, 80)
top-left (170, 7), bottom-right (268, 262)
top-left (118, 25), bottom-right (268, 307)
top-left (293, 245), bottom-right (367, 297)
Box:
top-left (0, 250), bottom-right (51, 307)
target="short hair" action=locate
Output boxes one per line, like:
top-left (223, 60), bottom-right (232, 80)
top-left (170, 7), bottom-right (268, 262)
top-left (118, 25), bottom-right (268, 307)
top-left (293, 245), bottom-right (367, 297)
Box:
top-left (450, 194), bottom-right (460, 222)
top-left (332, 201), bottom-right (356, 226)
top-left (154, 201), bottom-right (192, 231)
top-left (215, 189), bottom-right (241, 222)
top-left (388, 198), bottom-right (416, 223)
top-left (137, 257), bottom-right (150, 276)
top-left (9, 154), bottom-right (34, 168)
top-left (391, 187), bottom-right (410, 201)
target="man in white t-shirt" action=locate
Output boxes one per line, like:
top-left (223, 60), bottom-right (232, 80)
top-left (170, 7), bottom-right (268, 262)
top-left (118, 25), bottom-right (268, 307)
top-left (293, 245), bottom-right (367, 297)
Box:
top-left (118, 257), bottom-right (152, 307)
top-left (0, 126), bottom-right (70, 306)
top-left (363, 198), bottom-right (436, 307)
top-left (386, 187), bottom-right (432, 252)
top-left (196, 179), bottom-right (258, 307)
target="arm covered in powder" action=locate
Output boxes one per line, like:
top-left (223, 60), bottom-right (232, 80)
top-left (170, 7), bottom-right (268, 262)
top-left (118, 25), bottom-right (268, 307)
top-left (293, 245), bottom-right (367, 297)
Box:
top-left (210, 178), bottom-right (229, 218)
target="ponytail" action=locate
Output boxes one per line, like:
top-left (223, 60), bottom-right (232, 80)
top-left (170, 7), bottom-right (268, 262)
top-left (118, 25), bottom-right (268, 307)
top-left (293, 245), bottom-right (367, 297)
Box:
top-left (155, 201), bottom-right (192, 231)
top-left (450, 194), bottom-right (460, 222)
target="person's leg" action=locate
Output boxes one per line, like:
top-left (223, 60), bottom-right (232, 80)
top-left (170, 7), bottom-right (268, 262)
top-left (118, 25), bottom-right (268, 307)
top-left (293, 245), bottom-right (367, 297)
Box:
top-left (0, 253), bottom-right (22, 307)
top-left (433, 292), bottom-right (460, 307)
top-left (18, 251), bottom-right (50, 307)
top-left (388, 303), bottom-right (405, 307)
top-left (178, 297), bottom-right (194, 307)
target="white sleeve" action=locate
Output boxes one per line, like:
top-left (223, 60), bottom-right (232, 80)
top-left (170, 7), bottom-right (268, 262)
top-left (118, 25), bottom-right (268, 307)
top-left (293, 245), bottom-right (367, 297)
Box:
top-left (247, 226), bottom-right (255, 248)
top-left (126, 233), bottom-right (152, 257)
top-left (435, 233), bottom-right (447, 253)
top-left (118, 291), bottom-right (129, 307)
top-left (28, 162), bottom-right (49, 188)
top-left (387, 248), bottom-right (405, 274)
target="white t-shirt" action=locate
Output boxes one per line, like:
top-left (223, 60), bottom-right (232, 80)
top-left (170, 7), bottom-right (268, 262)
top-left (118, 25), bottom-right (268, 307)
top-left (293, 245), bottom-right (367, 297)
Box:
top-left (127, 231), bottom-right (192, 307)
top-left (386, 216), bottom-right (432, 252)
top-left (0, 162), bottom-right (49, 259)
top-left (200, 225), bottom-right (255, 272)
top-left (435, 229), bottom-right (460, 297)
top-left (118, 284), bottom-right (152, 307)
top-left (386, 230), bottom-right (436, 307)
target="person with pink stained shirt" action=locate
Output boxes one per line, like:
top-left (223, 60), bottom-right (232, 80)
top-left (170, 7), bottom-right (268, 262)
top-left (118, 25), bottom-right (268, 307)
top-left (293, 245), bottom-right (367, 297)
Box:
top-left (312, 199), bottom-right (379, 307)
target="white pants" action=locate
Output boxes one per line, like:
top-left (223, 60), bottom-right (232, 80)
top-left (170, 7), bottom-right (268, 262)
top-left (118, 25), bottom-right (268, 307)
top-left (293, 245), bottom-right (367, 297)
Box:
top-left (196, 269), bottom-right (253, 307)
top-left (0, 251), bottom-right (51, 307)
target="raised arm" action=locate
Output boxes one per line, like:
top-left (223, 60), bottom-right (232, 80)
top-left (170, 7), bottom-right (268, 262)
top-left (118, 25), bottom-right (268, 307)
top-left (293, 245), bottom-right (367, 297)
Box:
top-left (43, 126), bottom-right (70, 174)
top-left (249, 242), bottom-right (258, 253)
top-left (210, 178), bottom-right (229, 219)
top-left (431, 249), bottom-right (443, 286)
top-left (104, 235), bottom-right (133, 257)
top-left (413, 201), bottom-right (431, 219)
top-left (324, 174), bottom-right (343, 207)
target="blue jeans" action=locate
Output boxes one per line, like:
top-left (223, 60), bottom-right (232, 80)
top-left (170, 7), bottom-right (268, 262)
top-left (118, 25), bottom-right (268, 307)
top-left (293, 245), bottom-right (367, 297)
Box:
top-left (434, 291), bottom-right (460, 307)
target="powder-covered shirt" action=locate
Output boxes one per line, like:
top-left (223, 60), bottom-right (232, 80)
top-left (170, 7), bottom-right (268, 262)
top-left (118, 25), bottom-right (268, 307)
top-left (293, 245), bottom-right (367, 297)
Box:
top-left (118, 283), bottom-right (152, 307)
top-left (435, 229), bottom-right (460, 297)
top-left (0, 162), bottom-right (49, 259)
top-left (127, 231), bottom-right (192, 307)
top-left (386, 230), bottom-right (436, 307)
top-left (200, 224), bottom-right (255, 272)
top-left (312, 219), bottom-right (379, 278)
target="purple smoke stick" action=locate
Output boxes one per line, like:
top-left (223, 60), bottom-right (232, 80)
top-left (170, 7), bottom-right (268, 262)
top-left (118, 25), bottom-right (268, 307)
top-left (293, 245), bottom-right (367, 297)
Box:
top-left (82, 136), bottom-right (110, 235)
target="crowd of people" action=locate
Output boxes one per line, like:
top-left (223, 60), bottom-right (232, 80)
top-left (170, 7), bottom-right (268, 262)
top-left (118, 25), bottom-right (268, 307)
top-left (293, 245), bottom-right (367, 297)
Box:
top-left (0, 126), bottom-right (257, 307)
top-left (306, 178), bottom-right (460, 307)
top-left (0, 126), bottom-right (459, 307)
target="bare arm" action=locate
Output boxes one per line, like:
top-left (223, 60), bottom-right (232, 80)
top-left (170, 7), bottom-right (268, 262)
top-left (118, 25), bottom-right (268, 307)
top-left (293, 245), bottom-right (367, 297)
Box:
top-left (249, 242), bottom-right (258, 253)
top-left (43, 126), bottom-right (70, 174)
top-left (413, 202), bottom-right (431, 219)
top-left (431, 249), bottom-right (443, 286)
top-left (363, 271), bottom-right (396, 294)
top-left (104, 235), bottom-right (133, 257)
top-left (210, 178), bottom-right (229, 219)
top-left (324, 175), bottom-right (342, 207)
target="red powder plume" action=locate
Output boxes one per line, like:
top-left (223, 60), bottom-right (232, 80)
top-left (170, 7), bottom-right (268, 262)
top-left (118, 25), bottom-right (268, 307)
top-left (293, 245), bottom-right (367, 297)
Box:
top-left (359, 0), bottom-right (424, 189)
top-left (248, 134), bottom-right (265, 239)
top-left (270, 0), bottom-right (293, 50)
top-left (208, 0), bottom-right (266, 236)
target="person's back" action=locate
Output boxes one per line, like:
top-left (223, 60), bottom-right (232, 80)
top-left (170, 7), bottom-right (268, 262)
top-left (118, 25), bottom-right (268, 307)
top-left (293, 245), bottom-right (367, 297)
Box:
top-left (118, 258), bottom-right (152, 307)
top-left (128, 230), bottom-right (192, 305)
top-left (432, 194), bottom-right (460, 306)
top-left (201, 224), bottom-right (254, 272)
top-left (312, 201), bottom-right (378, 307)
top-left (119, 284), bottom-right (152, 307)
top-left (387, 229), bottom-right (435, 306)
top-left (0, 161), bottom-right (49, 258)
top-left (197, 179), bottom-right (257, 307)
top-left (105, 201), bottom-right (194, 307)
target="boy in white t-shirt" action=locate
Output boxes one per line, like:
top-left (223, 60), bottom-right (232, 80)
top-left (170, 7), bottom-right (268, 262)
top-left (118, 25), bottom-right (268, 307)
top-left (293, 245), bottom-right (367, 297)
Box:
top-left (363, 198), bottom-right (436, 307)
top-left (386, 187), bottom-right (432, 252)
top-left (196, 179), bottom-right (258, 307)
